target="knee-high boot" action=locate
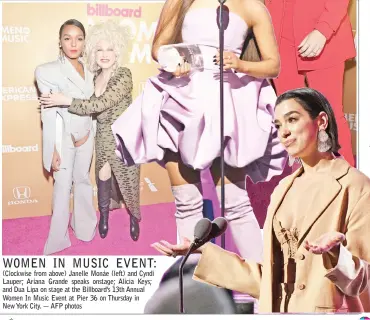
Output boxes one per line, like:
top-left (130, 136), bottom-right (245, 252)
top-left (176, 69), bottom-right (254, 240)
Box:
top-left (216, 181), bottom-right (263, 262)
top-left (171, 183), bottom-right (204, 242)
top-left (97, 177), bottom-right (112, 239)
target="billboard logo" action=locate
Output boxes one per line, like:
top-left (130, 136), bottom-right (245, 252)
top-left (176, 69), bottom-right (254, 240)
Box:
top-left (9, 186), bottom-right (38, 206)
top-left (87, 4), bottom-right (142, 18)
top-left (2, 25), bottom-right (31, 43)
top-left (3, 144), bottom-right (39, 153)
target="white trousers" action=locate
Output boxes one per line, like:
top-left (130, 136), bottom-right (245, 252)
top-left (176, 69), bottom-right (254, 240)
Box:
top-left (44, 131), bottom-right (97, 255)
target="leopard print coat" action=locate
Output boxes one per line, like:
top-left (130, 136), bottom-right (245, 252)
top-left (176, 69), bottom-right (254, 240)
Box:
top-left (69, 67), bottom-right (141, 219)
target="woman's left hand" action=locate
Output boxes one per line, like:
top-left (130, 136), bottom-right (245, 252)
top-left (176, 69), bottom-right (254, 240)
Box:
top-left (151, 238), bottom-right (194, 257)
top-left (298, 30), bottom-right (327, 58)
top-left (214, 50), bottom-right (241, 71)
top-left (39, 93), bottom-right (72, 108)
top-left (304, 231), bottom-right (345, 254)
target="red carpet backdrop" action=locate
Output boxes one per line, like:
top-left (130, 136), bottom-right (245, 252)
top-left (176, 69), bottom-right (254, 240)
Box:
top-left (2, 1), bottom-right (356, 228)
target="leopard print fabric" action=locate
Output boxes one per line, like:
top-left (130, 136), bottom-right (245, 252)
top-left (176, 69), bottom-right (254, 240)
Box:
top-left (69, 67), bottom-right (141, 220)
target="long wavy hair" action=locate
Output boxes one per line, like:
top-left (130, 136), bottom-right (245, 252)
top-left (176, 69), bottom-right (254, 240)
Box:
top-left (152, 0), bottom-right (264, 62)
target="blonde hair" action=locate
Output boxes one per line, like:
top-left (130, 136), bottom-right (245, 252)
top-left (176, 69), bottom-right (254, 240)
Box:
top-left (85, 20), bottom-right (132, 75)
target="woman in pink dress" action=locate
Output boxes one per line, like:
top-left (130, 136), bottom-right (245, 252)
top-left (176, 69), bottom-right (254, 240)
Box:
top-left (112, 0), bottom-right (288, 261)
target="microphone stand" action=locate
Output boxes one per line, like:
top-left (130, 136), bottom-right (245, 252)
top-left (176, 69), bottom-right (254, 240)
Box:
top-left (178, 242), bottom-right (196, 313)
top-left (178, 218), bottom-right (212, 313)
top-left (218, 0), bottom-right (227, 250)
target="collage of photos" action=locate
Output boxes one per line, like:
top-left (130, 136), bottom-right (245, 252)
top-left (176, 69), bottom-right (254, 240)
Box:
top-left (2, 0), bottom-right (370, 317)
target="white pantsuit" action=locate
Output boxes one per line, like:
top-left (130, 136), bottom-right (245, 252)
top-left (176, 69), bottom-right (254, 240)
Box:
top-left (35, 57), bottom-right (97, 255)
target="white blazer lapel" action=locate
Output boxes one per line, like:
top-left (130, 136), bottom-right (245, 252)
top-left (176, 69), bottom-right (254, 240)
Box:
top-left (59, 57), bottom-right (89, 97)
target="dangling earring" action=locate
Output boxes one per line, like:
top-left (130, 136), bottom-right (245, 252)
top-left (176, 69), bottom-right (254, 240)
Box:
top-left (317, 130), bottom-right (332, 152)
top-left (58, 45), bottom-right (65, 64)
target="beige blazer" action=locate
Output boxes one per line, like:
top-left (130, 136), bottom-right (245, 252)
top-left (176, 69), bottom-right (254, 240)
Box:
top-left (194, 159), bottom-right (370, 313)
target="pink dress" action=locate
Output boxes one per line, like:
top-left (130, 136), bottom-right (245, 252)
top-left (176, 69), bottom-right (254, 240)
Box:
top-left (112, 8), bottom-right (287, 183)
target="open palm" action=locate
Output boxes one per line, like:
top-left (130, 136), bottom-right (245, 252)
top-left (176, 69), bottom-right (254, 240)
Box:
top-left (151, 238), bottom-right (193, 257)
top-left (304, 231), bottom-right (345, 254)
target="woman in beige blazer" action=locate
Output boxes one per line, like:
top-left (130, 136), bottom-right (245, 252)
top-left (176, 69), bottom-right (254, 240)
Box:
top-left (152, 88), bottom-right (370, 313)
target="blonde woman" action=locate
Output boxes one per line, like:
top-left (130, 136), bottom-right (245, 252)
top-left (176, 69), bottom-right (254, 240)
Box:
top-left (40, 20), bottom-right (141, 241)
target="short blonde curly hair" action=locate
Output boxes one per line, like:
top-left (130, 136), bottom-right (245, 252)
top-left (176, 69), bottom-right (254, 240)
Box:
top-left (85, 20), bottom-right (132, 74)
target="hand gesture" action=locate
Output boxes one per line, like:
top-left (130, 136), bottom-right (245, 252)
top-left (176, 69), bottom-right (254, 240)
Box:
top-left (215, 50), bottom-right (241, 71)
top-left (39, 93), bottom-right (72, 108)
top-left (52, 150), bottom-right (61, 172)
top-left (298, 30), bottom-right (327, 58)
top-left (172, 57), bottom-right (191, 78)
top-left (304, 231), bottom-right (345, 254)
top-left (151, 237), bottom-right (202, 257)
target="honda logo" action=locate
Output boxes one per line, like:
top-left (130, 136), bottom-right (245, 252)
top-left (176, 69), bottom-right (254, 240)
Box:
top-left (13, 186), bottom-right (31, 200)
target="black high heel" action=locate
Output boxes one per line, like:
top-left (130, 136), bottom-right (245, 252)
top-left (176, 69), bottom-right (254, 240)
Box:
top-left (130, 215), bottom-right (140, 241)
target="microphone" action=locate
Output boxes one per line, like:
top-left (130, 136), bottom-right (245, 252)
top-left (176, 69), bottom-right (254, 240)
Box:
top-left (216, 5), bottom-right (230, 31)
top-left (192, 218), bottom-right (213, 245)
top-left (192, 217), bottom-right (228, 251)
top-left (179, 218), bottom-right (212, 313)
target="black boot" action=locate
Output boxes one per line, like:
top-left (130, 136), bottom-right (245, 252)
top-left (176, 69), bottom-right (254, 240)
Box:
top-left (130, 215), bottom-right (140, 241)
top-left (97, 177), bottom-right (112, 239)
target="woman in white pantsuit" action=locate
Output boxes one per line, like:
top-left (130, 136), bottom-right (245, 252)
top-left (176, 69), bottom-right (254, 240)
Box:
top-left (35, 19), bottom-right (97, 255)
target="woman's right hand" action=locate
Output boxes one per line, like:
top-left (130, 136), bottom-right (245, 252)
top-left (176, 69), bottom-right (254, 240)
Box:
top-left (39, 93), bottom-right (72, 108)
top-left (172, 59), bottom-right (191, 78)
top-left (52, 150), bottom-right (61, 172)
top-left (151, 237), bottom-right (202, 257)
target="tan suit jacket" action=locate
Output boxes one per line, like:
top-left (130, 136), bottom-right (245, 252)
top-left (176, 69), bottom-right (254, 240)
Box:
top-left (194, 159), bottom-right (370, 312)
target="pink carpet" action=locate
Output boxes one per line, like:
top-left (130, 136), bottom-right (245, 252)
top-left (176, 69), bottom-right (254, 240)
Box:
top-left (2, 203), bottom-right (177, 256)
top-left (2, 166), bottom-right (292, 256)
